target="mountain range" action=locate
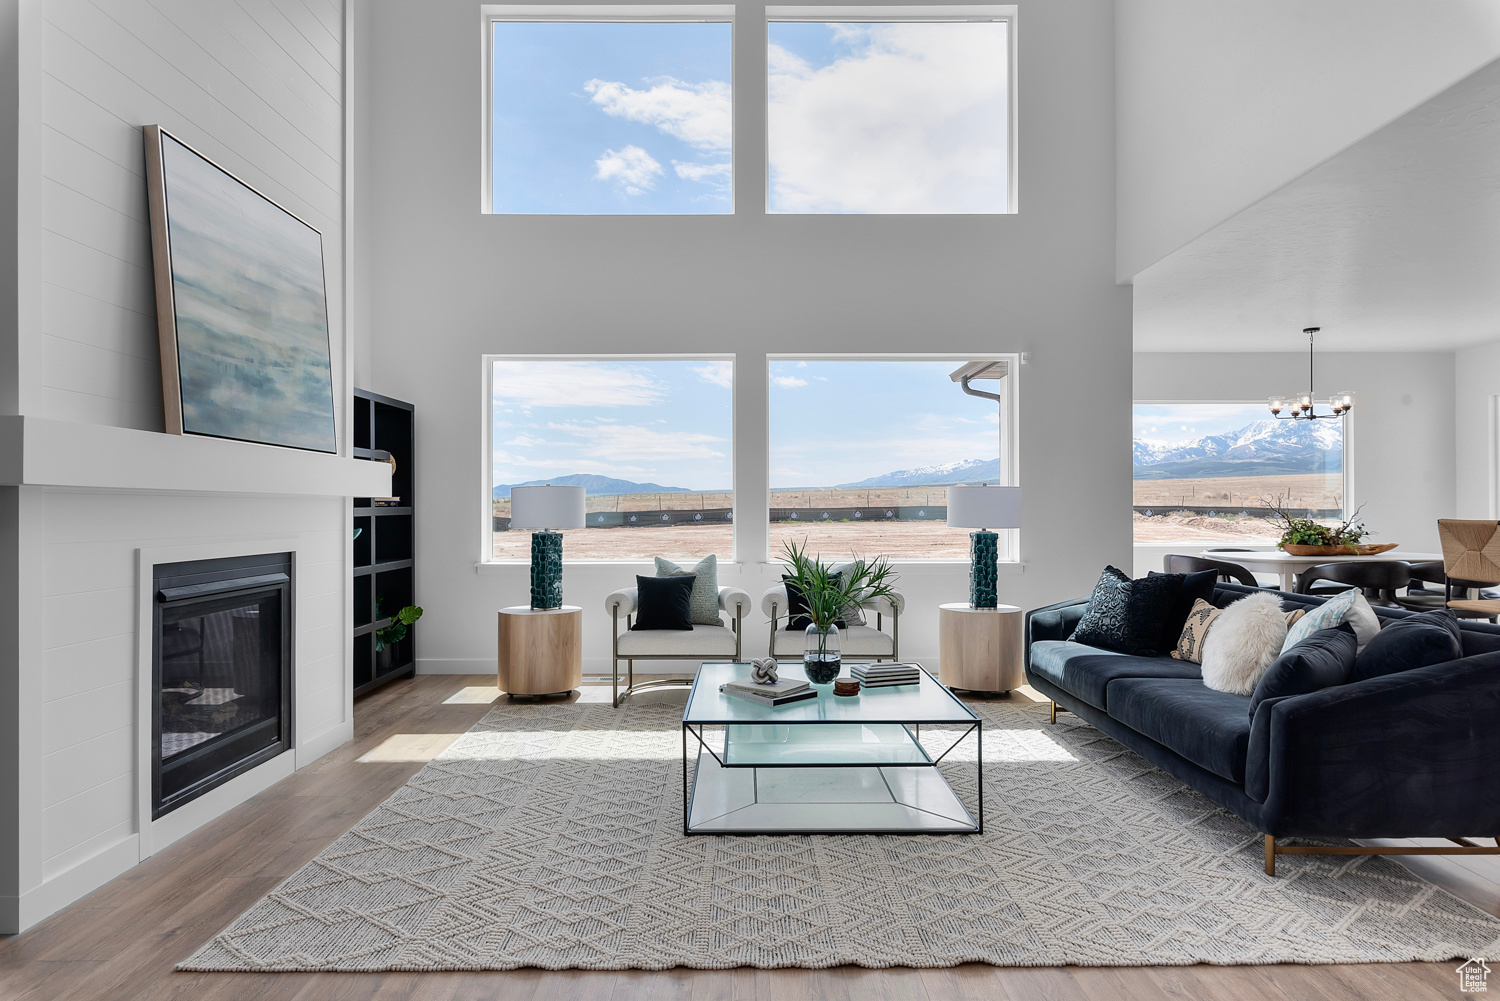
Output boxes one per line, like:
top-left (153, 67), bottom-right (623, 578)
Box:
top-left (492, 474), bottom-right (693, 500)
top-left (837, 458), bottom-right (1002, 489)
top-left (1133, 420), bottom-right (1341, 480)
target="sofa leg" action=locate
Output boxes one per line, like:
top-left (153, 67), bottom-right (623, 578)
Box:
top-left (1265, 834), bottom-right (1276, 876)
top-left (1049, 701), bottom-right (1057, 724)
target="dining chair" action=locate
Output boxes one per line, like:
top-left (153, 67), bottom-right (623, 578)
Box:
top-left (1163, 554), bottom-right (1263, 588)
top-left (1295, 561), bottom-right (1410, 607)
top-left (1436, 519), bottom-right (1500, 621)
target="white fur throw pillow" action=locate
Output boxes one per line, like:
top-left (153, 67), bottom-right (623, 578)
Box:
top-left (1200, 592), bottom-right (1289, 695)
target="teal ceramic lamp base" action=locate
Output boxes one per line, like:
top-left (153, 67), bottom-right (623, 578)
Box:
top-left (530, 531), bottom-right (564, 609)
top-left (969, 530), bottom-right (998, 608)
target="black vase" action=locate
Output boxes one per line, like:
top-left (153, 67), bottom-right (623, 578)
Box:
top-left (804, 659), bottom-right (841, 685)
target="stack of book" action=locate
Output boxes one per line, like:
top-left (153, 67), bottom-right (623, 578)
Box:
top-left (719, 677), bottom-right (816, 707)
top-left (851, 663), bottom-right (922, 689)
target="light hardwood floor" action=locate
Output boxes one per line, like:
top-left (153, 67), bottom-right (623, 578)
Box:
top-left (0, 674), bottom-right (1488, 1001)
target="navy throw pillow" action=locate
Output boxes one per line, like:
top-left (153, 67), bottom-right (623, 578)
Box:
top-left (1071, 566), bottom-right (1181, 657)
top-left (1248, 623), bottom-right (1356, 719)
top-left (1148, 569), bottom-right (1218, 653)
top-left (782, 574), bottom-right (845, 631)
top-left (632, 574), bottom-right (695, 631)
top-left (1351, 609), bottom-right (1462, 682)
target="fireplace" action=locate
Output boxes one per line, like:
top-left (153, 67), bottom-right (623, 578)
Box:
top-left (152, 553), bottom-right (293, 818)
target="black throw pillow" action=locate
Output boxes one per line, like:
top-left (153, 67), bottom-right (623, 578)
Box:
top-left (632, 574), bottom-right (695, 631)
top-left (1249, 623), bottom-right (1356, 719)
top-left (1351, 609), bottom-right (1462, 682)
top-left (1070, 566), bottom-right (1181, 657)
top-left (783, 574), bottom-right (845, 631)
top-left (1148, 569), bottom-right (1218, 653)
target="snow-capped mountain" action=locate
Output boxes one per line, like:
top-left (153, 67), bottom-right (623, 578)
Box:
top-left (837, 458), bottom-right (1002, 489)
top-left (1134, 420), bottom-right (1342, 479)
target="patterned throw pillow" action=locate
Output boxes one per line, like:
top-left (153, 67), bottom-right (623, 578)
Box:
top-left (1070, 566), bottom-right (1181, 657)
top-left (1284, 608), bottom-right (1306, 629)
top-left (829, 561), bottom-right (868, 626)
top-left (655, 555), bottom-right (720, 626)
top-left (1172, 598), bottom-right (1222, 662)
top-left (1281, 588), bottom-right (1359, 653)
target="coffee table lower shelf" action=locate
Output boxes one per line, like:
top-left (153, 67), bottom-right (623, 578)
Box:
top-left (682, 722), bottom-right (981, 835)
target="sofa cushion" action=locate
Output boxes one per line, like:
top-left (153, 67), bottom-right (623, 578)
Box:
top-left (1029, 640), bottom-right (1201, 711)
top-left (1107, 677), bottom-right (1254, 783)
top-left (770, 623), bottom-right (895, 658)
top-left (656, 555), bottom-right (720, 625)
top-left (1248, 623), bottom-right (1356, 719)
top-left (1149, 569), bottom-right (1218, 653)
top-left (615, 623), bottom-right (737, 656)
top-left (1352, 609), bottom-right (1463, 682)
top-left (1071, 567), bottom-right (1182, 657)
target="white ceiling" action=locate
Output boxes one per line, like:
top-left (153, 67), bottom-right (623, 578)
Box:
top-left (1132, 56), bottom-right (1500, 353)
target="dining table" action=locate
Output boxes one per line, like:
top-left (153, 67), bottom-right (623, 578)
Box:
top-left (1195, 549), bottom-right (1443, 593)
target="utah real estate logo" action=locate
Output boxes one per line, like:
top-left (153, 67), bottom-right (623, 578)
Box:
top-left (1460, 957), bottom-right (1491, 993)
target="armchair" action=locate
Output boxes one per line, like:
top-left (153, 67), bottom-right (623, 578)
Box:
top-left (760, 584), bottom-right (903, 662)
top-left (606, 584), bottom-right (751, 707)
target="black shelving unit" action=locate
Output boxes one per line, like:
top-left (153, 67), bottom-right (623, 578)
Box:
top-left (352, 389), bottom-right (415, 696)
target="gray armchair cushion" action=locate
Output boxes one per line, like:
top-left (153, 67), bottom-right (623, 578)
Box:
top-left (656, 555), bottom-right (721, 625)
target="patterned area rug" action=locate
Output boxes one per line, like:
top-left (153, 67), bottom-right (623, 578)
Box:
top-left (180, 699), bottom-right (1500, 971)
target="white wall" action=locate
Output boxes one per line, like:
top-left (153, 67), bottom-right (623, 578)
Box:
top-left (1116, 0), bottom-right (1500, 282)
top-left (358, 0), bottom-right (1132, 675)
top-left (1454, 339), bottom-right (1500, 519)
top-left (1133, 352), bottom-right (1456, 574)
top-left (0, 0), bottom-right (357, 933)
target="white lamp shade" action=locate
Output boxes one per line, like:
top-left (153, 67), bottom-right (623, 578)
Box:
top-left (509, 485), bottom-right (586, 531)
top-left (946, 484), bottom-right (1022, 530)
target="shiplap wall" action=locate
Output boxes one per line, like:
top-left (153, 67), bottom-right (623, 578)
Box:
top-left (39, 491), bottom-right (344, 882)
top-left (39, 0), bottom-right (345, 434)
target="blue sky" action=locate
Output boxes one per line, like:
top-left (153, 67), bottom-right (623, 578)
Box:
top-left (769, 360), bottom-right (1000, 487)
top-left (1132, 403), bottom-right (1277, 445)
top-left (491, 22), bottom-right (732, 214)
top-left (492, 360), bottom-right (733, 489)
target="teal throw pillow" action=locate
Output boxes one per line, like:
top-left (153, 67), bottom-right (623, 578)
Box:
top-left (1281, 588), bottom-right (1358, 653)
top-left (656, 555), bottom-right (720, 626)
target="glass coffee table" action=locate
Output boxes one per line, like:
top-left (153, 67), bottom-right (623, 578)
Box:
top-left (681, 662), bottom-right (982, 835)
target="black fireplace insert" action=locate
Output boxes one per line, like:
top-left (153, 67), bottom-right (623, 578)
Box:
top-left (152, 552), bottom-right (293, 818)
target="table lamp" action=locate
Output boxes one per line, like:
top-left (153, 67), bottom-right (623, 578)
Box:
top-left (946, 484), bottom-right (1022, 608)
top-left (509, 485), bottom-right (586, 609)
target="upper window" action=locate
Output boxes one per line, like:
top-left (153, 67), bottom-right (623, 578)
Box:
top-left (485, 7), bottom-right (733, 214)
top-left (1133, 403), bottom-right (1344, 544)
top-left (488, 358), bottom-right (734, 560)
top-left (766, 7), bottom-right (1014, 214)
top-left (768, 357), bottom-right (1016, 560)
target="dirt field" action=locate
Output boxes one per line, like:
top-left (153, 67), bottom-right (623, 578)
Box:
top-left (490, 521), bottom-right (976, 560)
top-left (1132, 473), bottom-right (1341, 511)
top-left (1132, 511), bottom-right (1280, 543)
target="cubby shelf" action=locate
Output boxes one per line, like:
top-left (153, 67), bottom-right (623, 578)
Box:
top-left (352, 389), bottom-right (416, 697)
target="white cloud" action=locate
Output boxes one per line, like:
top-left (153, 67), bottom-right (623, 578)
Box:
top-left (492, 361), bottom-right (664, 409)
top-left (595, 145), bottom-right (662, 195)
top-left (768, 23), bottom-right (1009, 213)
top-left (585, 77), bottom-right (732, 151)
top-left (673, 160), bottom-right (732, 188)
top-left (547, 421), bottom-right (728, 464)
top-left (773, 376), bottom-right (808, 389)
top-left (694, 362), bottom-right (733, 389)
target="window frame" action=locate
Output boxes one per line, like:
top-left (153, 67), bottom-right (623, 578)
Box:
top-left (480, 4), bottom-right (738, 215)
top-left (765, 352), bottom-right (1022, 564)
top-left (1130, 399), bottom-right (1351, 545)
top-left (763, 4), bottom-right (1019, 215)
top-left (480, 353), bottom-right (738, 565)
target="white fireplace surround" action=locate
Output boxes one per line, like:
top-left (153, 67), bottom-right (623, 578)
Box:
top-left (135, 538), bottom-right (316, 859)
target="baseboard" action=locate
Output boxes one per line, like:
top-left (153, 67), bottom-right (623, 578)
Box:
top-left (297, 719), bottom-right (354, 767)
top-left (416, 658), bottom-right (494, 675)
top-left (7, 834), bottom-right (140, 933)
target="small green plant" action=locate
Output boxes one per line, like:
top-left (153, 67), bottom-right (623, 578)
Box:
top-left (1264, 494), bottom-right (1371, 551)
top-left (778, 538), bottom-right (899, 630)
top-left (375, 602), bottom-right (423, 651)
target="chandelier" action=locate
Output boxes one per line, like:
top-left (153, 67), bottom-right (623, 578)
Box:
top-left (1267, 327), bottom-right (1353, 421)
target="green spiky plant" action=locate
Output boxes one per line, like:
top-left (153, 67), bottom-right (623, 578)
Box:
top-left (779, 537), bottom-right (900, 642)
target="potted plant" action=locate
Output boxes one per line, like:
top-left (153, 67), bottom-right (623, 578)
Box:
top-left (780, 538), bottom-right (899, 685)
top-left (375, 602), bottom-right (423, 671)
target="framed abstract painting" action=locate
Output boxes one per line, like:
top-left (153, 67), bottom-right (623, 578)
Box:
top-left (143, 125), bottom-right (337, 453)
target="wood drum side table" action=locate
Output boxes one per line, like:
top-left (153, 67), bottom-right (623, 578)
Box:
top-left (497, 605), bottom-right (582, 697)
top-left (938, 603), bottom-right (1024, 694)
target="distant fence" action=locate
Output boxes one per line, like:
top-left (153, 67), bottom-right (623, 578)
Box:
top-left (493, 505), bottom-right (951, 532)
top-left (1133, 505), bottom-right (1341, 519)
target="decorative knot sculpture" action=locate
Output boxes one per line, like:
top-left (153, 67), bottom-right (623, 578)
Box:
top-left (749, 657), bottom-right (780, 685)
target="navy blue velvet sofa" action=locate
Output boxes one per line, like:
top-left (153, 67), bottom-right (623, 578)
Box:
top-left (1025, 582), bottom-right (1500, 874)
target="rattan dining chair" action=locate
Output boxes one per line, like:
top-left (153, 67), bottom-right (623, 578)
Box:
top-left (1437, 519), bottom-right (1500, 621)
